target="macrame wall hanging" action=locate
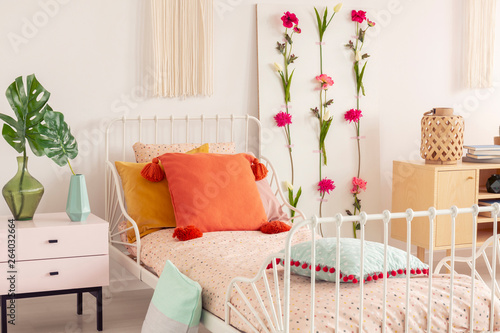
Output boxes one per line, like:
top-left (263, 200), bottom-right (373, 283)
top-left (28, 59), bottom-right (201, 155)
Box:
top-left (465, 0), bottom-right (496, 89)
top-left (148, 0), bottom-right (214, 98)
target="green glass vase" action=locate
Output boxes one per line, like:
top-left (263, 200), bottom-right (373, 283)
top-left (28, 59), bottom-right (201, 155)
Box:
top-left (2, 156), bottom-right (44, 220)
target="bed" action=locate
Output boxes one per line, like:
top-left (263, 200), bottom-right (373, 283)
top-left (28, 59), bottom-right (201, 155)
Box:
top-left (105, 115), bottom-right (500, 332)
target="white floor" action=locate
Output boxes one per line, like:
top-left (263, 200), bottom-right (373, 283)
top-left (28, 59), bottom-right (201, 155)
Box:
top-left (6, 277), bottom-right (211, 333)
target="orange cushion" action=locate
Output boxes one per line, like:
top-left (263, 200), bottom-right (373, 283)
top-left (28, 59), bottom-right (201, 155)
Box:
top-left (115, 144), bottom-right (209, 242)
top-left (158, 153), bottom-right (268, 232)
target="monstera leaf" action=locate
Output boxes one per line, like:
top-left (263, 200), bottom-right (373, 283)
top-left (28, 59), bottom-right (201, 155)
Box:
top-left (0, 74), bottom-right (50, 156)
top-left (37, 107), bottom-right (78, 167)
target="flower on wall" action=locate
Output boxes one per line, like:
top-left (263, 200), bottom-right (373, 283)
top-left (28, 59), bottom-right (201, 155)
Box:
top-left (344, 10), bottom-right (376, 238)
top-left (273, 11), bottom-right (302, 218)
top-left (318, 177), bottom-right (335, 219)
top-left (311, 3), bottom-right (341, 220)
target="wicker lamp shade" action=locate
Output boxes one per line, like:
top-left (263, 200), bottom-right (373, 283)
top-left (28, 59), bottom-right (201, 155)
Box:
top-left (420, 108), bottom-right (464, 164)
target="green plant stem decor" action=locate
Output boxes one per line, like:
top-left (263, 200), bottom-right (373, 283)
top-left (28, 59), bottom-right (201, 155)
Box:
top-left (2, 156), bottom-right (44, 220)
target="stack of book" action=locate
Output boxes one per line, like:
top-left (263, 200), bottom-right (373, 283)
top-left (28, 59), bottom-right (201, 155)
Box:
top-left (463, 145), bottom-right (500, 163)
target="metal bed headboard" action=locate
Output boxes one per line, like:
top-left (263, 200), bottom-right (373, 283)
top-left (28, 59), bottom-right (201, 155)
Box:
top-left (105, 115), bottom-right (261, 163)
top-left (103, 114), bottom-right (263, 260)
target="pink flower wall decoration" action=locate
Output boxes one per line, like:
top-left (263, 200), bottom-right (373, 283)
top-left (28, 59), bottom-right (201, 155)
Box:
top-left (318, 177), bottom-right (336, 195)
top-left (274, 111), bottom-right (292, 128)
top-left (351, 10), bottom-right (366, 23)
top-left (281, 11), bottom-right (299, 28)
top-left (344, 109), bottom-right (363, 123)
top-left (351, 177), bottom-right (367, 194)
top-left (315, 74), bottom-right (334, 90)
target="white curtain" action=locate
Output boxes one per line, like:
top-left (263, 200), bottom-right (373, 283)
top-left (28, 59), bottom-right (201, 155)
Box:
top-left (146, 0), bottom-right (214, 98)
top-left (465, 0), bottom-right (496, 88)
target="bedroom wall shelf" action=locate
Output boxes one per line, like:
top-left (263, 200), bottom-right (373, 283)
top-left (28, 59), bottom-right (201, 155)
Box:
top-left (391, 160), bottom-right (500, 262)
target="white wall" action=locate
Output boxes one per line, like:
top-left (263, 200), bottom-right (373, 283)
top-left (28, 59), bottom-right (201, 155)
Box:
top-left (1, 0), bottom-right (500, 242)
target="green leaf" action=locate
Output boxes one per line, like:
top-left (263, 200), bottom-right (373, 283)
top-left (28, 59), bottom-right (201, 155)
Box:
top-left (2, 124), bottom-right (23, 153)
top-left (359, 61), bottom-right (368, 96)
top-left (37, 108), bottom-right (78, 167)
top-left (288, 188), bottom-right (294, 206)
top-left (293, 186), bottom-right (302, 206)
top-left (1, 74), bottom-right (50, 155)
top-left (319, 119), bottom-right (332, 165)
top-left (322, 7), bottom-right (328, 30)
top-left (314, 7), bottom-right (324, 41)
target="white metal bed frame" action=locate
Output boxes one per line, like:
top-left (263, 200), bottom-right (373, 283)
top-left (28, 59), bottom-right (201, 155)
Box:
top-left (104, 115), bottom-right (306, 332)
top-left (227, 205), bottom-right (500, 332)
top-left (105, 115), bottom-right (500, 332)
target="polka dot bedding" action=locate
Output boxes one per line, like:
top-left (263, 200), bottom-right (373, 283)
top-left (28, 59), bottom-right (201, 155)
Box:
top-left (118, 223), bottom-right (500, 332)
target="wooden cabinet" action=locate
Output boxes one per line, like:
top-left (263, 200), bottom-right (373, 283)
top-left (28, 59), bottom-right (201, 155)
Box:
top-left (391, 161), bottom-right (500, 262)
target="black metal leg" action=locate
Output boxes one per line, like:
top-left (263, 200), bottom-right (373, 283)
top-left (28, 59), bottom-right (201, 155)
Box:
top-left (96, 287), bottom-right (102, 331)
top-left (77, 292), bottom-right (82, 315)
top-left (1, 296), bottom-right (6, 333)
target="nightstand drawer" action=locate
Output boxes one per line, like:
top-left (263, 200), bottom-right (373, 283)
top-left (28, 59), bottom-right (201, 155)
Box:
top-left (0, 255), bottom-right (109, 294)
top-left (0, 219), bottom-right (108, 262)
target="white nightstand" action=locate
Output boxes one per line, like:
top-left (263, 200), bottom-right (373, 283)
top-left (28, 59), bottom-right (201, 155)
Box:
top-left (0, 212), bottom-right (109, 332)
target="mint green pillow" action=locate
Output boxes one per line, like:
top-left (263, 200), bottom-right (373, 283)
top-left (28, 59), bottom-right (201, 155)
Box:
top-left (142, 260), bottom-right (202, 333)
top-left (277, 238), bottom-right (428, 283)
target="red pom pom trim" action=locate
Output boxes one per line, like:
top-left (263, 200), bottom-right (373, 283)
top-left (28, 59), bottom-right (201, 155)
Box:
top-left (172, 225), bottom-right (203, 241)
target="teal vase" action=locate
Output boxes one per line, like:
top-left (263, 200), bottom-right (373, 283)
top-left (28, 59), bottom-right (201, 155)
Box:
top-left (2, 156), bottom-right (44, 221)
top-left (66, 174), bottom-right (90, 222)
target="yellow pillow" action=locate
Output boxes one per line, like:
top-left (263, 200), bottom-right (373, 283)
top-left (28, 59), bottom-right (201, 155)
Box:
top-left (115, 143), bottom-right (209, 242)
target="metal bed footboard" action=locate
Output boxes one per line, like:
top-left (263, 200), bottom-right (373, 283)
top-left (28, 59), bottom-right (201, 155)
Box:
top-left (226, 204), bottom-right (500, 333)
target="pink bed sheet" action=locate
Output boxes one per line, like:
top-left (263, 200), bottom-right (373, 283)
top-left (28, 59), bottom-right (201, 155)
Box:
top-left (120, 223), bottom-right (500, 332)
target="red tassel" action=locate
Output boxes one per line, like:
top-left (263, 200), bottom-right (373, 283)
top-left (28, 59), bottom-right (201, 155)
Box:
top-left (348, 275), bottom-right (354, 280)
top-left (373, 274), bottom-right (378, 281)
top-left (329, 267), bottom-right (335, 273)
top-left (322, 266), bottom-right (328, 273)
top-left (397, 269), bottom-right (403, 275)
top-left (378, 273), bottom-right (383, 279)
top-left (294, 261), bottom-right (300, 267)
top-left (302, 263), bottom-right (308, 269)
top-left (416, 268), bottom-right (422, 274)
top-left (352, 278), bottom-right (358, 284)
top-left (276, 259), bottom-right (281, 265)
top-left (366, 276), bottom-right (372, 282)
top-left (141, 157), bottom-right (165, 182)
top-left (260, 221), bottom-right (291, 234)
top-left (251, 158), bottom-right (268, 181)
top-left (343, 276), bottom-right (348, 282)
top-left (410, 269), bottom-right (416, 275)
top-left (339, 273), bottom-right (343, 279)
top-left (391, 270), bottom-right (397, 277)
top-left (172, 225), bottom-right (203, 241)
